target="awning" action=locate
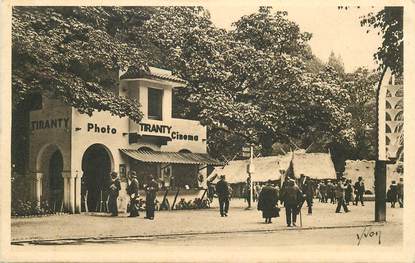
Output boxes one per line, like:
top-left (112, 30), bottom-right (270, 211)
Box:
top-left (119, 149), bottom-right (224, 166)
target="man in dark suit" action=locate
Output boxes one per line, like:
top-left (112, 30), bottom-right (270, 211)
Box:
top-left (145, 175), bottom-right (159, 220)
top-left (303, 176), bottom-right (314, 215)
top-left (127, 171), bottom-right (140, 217)
top-left (215, 175), bottom-right (230, 217)
top-left (354, 176), bottom-right (365, 206)
top-left (281, 179), bottom-right (303, 227)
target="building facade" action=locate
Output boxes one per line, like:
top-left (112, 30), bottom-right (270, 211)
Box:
top-left (28, 67), bottom-right (221, 213)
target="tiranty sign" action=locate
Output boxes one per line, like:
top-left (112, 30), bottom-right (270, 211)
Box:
top-left (138, 122), bottom-right (199, 141)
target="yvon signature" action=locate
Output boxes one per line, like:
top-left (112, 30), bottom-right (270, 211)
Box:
top-left (356, 226), bottom-right (381, 245)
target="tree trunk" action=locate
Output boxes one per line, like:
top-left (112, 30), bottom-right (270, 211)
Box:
top-left (260, 132), bottom-right (274, 157)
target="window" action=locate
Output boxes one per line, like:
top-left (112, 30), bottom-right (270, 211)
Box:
top-left (148, 88), bottom-right (163, 120)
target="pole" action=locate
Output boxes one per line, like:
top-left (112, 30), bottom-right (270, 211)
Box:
top-left (374, 68), bottom-right (388, 222)
top-left (375, 160), bottom-right (387, 222)
top-left (249, 145), bottom-right (254, 207)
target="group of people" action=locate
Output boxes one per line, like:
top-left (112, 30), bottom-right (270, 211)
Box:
top-left (107, 171), bottom-right (159, 219)
top-left (387, 178), bottom-right (404, 208)
top-left (214, 173), bottom-right (386, 227)
top-left (316, 177), bottom-right (365, 206)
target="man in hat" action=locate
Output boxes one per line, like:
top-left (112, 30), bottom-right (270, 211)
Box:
top-left (335, 178), bottom-right (350, 213)
top-left (145, 175), bottom-right (159, 220)
top-left (327, 180), bottom-right (335, 204)
top-left (397, 177), bottom-right (404, 208)
top-left (388, 180), bottom-right (398, 208)
top-left (302, 176), bottom-right (314, 215)
top-left (127, 171), bottom-right (140, 217)
top-left (354, 176), bottom-right (365, 206)
top-left (215, 175), bottom-right (230, 217)
top-left (280, 178), bottom-right (303, 227)
top-left (108, 172), bottom-right (121, 216)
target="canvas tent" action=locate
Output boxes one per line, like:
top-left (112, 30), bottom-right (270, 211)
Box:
top-left (344, 160), bottom-right (403, 194)
top-left (287, 152), bottom-right (337, 180)
top-left (209, 154), bottom-right (292, 184)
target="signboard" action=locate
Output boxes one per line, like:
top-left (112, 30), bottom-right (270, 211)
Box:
top-left (137, 121), bottom-right (200, 142)
top-left (242, 146), bottom-right (251, 158)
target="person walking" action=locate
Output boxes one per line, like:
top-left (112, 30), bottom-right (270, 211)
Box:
top-left (281, 179), bottom-right (303, 227)
top-left (245, 176), bottom-right (251, 208)
top-left (127, 171), bottom-right (140, 217)
top-left (354, 176), bottom-right (365, 206)
top-left (335, 178), bottom-right (350, 213)
top-left (327, 180), bottom-right (336, 204)
top-left (145, 175), bottom-right (159, 220)
top-left (302, 176), bottom-right (314, 215)
top-left (215, 175), bottom-right (230, 217)
top-left (345, 179), bottom-right (353, 205)
top-left (397, 178), bottom-right (404, 208)
top-left (257, 180), bottom-right (279, 223)
top-left (388, 181), bottom-right (398, 208)
top-left (108, 172), bottom-right (121, 216)
top-left (320, 181), bottom-right (328, 203)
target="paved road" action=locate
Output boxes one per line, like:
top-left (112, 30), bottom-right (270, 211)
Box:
top-left (12, 199), bottom-right (403, 243)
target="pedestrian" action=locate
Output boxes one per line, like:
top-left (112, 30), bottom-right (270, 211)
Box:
top-left (320, 181), bottom-right (328, 203)
top-left (388, 181), bottom-right (398, 208)
top-left (335, 178), bottom-right (350, 213)
top-left (327, 180), bottom-right (335, 204)
top-left (354, 176), bottom-right (365, 206)
top-left (397, 177), bottom-right (404, 208)
top-left (127, 171), bottom-right (140, 217)
top-left (215, 175), bottom-right (230, 217)
top-left (108, 172), bottom-right (121, 216)
top-left (280, 178), bottom-right (303, 227)
top-left (255, 183), bottom-right (262, 203)
top-left (345, 179), bottom-right (353, 205)
top-left (257, 180), bottom-right (279, 223)
top-left (303, 176), bottom-right (314, 215)
top-left (245, 176), bottom-right (251, 208)
top-left (145, 175), bottom-right (159, 220)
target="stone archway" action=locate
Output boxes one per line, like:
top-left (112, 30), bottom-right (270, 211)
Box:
top-left (35, 144), bottom-right (65, 210)
top-left (81, 144), bottom-right (114, 212)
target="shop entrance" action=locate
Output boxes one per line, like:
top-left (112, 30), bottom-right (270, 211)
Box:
top-left (81, 144), bottom-right (113, 212)
top-left (48, 150), bottom-right (64, 211)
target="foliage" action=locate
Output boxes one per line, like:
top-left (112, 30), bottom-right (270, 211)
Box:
top-left (360, 7), bottom-right (403, 76)
top-left (12, 6), bottom-right (149, 121)
top-left (327, 51), bottom-right (345, 76)
top-left (140, 7), bottom-right (355, 158)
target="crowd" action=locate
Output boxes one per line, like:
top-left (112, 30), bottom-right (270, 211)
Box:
top-left (213, 174), bottom-right (404, 227)
top-left (99, 171), bottom-right (403, 224)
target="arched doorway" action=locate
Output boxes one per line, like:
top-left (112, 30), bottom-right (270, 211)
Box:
top-left (81, 144), bottom-right (113, 212)
top-left (36, 144), bottom-right (65, 211)
top-left (48, 150), bottom-right (64, 211)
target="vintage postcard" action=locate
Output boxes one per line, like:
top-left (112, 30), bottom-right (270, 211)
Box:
top-left (1, 0), bottom-right (414, 262)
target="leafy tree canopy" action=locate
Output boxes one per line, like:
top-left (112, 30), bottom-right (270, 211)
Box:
top-left (360, 6), bottom-right (403, 76)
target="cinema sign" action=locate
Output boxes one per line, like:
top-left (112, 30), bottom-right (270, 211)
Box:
top-left (138, 122), bottom-right (199, 141)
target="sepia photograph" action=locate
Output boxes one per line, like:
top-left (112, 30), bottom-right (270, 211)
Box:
top-left (1, 1), bottom-right (414, 262)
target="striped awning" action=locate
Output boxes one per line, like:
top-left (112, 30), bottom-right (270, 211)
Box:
top-left (119, 149), bottom-right (224, 165)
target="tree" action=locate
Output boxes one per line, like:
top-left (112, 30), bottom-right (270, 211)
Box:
top-left (12, 7), bottom-right (158, 172)
top-left (141, 7), bottom-right (354, 158)
top-left (360, 6), bottom-right (403, 76)
top-left (12, 7), bottom-right (155, 120)
top-left (327, 51), bottom-right (345, 76)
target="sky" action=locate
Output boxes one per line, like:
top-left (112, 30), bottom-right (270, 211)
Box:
top-left (206, 5), bottom-right (383, 73)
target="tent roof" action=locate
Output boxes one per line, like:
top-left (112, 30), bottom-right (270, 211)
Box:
top-left (209, 155), bottom-right (292, 184)
top-left (291, 152), bottom-right (337, 180)
top-left (120, 149), bottom-right (223, 165)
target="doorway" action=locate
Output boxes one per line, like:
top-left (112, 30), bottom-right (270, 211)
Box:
top-left (48, 150), bottom-right (64, 211)
top-left (81, 144), bottom-right (113, 212)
